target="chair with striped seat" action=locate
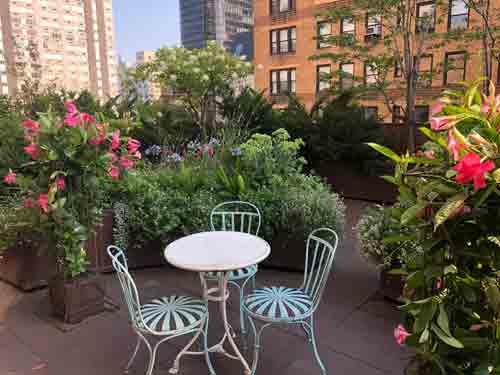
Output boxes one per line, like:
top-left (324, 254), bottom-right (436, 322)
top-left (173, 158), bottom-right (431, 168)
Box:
top-left (107, 246), bottom-right (215, 375)
top-left (242, 228), bottom-right (339, 375)
top-left (202, 201), bottom-right (261, 334)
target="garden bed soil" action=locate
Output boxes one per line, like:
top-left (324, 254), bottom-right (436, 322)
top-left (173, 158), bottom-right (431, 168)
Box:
top-left (314, 160), bottom-right (397, 203)
top-left (49, 272), bottom-right (106, 324)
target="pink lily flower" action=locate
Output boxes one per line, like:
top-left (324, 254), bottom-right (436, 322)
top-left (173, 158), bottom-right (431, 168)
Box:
top-left (111, 130), bottom-right (120, 151)
top-left (108, 166), bottom-right (120, 180)
top-left (119, 156), bottom-right (134, 169)
top-left (56, 176), bottom-right (65, 190)
top-left (24, 143), bottom-right (39, 159)
top-left (3, 170), bottom-right (16, 185)
top-left (394, 324), bottom-right (410, 346)
top-left (65, 100), bottom-right (78, 115)
top-left (37, 193), bottom-right (49, 213)
top-left (454, 152), bottom-right (495, 191)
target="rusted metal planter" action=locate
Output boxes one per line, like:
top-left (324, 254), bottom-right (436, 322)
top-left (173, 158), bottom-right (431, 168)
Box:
top-left (262, 233), bottom-right (306, 272)
top-left (48, 272), bottom-right (106, 324)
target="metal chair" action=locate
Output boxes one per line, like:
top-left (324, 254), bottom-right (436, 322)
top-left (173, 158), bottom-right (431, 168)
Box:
top-left (107, 245), bottom-right (215, 375)
top-left (202, 201), bottom-right (261, 334)
top-left (242, 228), bottom-right (339, 375)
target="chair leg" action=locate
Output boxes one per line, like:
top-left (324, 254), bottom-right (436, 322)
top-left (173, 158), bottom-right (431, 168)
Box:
top-left (203, 317), bottom-right (217, 375)
top-left (229, 281), bottom-right (247, 335)
top-left (124, 335), bottom-right (141, 373)
top-left (309, 316), bottom-right (327, 375)
top-left (170, 322), bottom-right (205, 374)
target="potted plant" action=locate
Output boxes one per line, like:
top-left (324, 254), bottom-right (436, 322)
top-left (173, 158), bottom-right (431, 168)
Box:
top-left (1, 101), bottom-right (140, 323)
top-left (356, 204), bottom-right (420, 301)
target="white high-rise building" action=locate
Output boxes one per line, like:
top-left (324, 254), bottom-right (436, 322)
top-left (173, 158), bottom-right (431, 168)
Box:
top-left (0, 0), bottom-right (119, 99)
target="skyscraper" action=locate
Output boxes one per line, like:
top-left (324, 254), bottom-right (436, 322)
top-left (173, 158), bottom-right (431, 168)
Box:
top-left (179, 0), bottom-right (253, 49)
top-left (0, 0), bottom-right (119, 99)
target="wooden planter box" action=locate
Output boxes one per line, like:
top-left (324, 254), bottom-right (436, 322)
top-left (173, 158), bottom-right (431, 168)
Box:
top-left (0, 239), bottom-right (56, 291)
top-left (126, 239), bottom-right (167, 269)
top-left (262, 233), bottom-right (306, 272)
top-left (379, 267), bottom-right (405, 302)
top-left (0, 212), bottom-right (114, 291)
top-left (86, 210), bottom-right (114, 273)
top-left (49, 272), bottom-right (106, 324)
top-left (314, 160), bottom-right (397, 203)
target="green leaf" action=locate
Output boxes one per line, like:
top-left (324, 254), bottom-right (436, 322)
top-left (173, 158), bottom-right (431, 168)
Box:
top-left (419, 328), bottom-right (430, 343)
top-left (437, 305), bottom-right (452, 336)
top-left (407, 270), bottom-right (425, 289)
top-left (444, 264), bottom-right (458, 274)
top-left (415, 301), bottom-right (437, 332)
top-left (434, 193), bottom-right (468, 230)
top-left (492, 168), bottom-right (500, 183)
top-left (430, 323), bottom-right (464, 348)
top-left (381, 175), bottom-right (397, 185)
top-left (484, 279), bottom-right (500, 314)
top-left (473, 183), bottom-right (496, 209)
top-left (401, 202), bottom-right (427, 225)
top-left (366, 143), bottom-right (401, 162)
top-left (419, 127), bottom-right (448, 148)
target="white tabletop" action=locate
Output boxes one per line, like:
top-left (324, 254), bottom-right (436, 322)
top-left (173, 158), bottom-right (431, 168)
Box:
top-left (164, 231), bottom-right (271, 272)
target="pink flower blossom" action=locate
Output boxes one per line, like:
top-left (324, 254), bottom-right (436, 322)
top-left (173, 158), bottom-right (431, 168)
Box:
top-left (119, 156), bottom-right (134, 169)
top-left (24, 143), bottom-right (39, 159)
top-left (111, 130), bottom-right (120, 151)
top-left (108, 152), bottom-right (118, 163)
top-left (37, 193), bottom-right (49, 213)
top-left (448, 130), bottom-right (467, 161)
top-left (430, 102), bottom-right (445, 116)
top-left (64, 113), bottom-right (80, 127)
top-left (436, 278), bottom-right (443, 289)
top-left (127, 138), bottom-right (141, 154)
top-left (133, 151), bottom-right (142, 160)
top-left (481, 104), bottom-right (491, 114)
top-left (394, 324), bottom-right (410, 346)
top-left (24, 199), bottom-right (35, 209)
top-left (23, 119), bottom-right (40, 133)
top-left (453, 152), bottom-right (495, 191)
top-left (430, 116), bottom-right (453, 131)
top-left (56, 176), bottom-right (65, 190)
top-left (424, 150), bottom-right (435, 159)
top-left (469, 324), bottom-right (484, 332)
top-left (3, 171), bottom-right (16, 185)
top-left (108, 166), bottom-right (120, 180)
top-left (65, 100), bottom-right (78, 115)
top-left (89, 123), bottom-right (106, 145)
top-left (80, 113), bottom-right (94, 124)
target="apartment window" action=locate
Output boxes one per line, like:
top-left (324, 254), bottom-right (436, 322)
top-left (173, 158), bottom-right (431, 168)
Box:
top-left (415, 105), bottom-right (430, 123)
top-left (364, 63), bottom-right (378, 85)
top-left (341, 17), bottom-right (355, 35)
top-left (392, 105), bottom-right (404, 123)
top-left (444, 51), bottom-right (466, 84)
top-left (271, 27), bottom-right (296, 55)
top-left (394, 61), bottom-right (402, 78)
top-left (271, 68), bottom-right (296, 95)
top-left (317, 21), bottom-right (332, 48)
top-left (316, 65), bottom-right (331, 92)
top-left (365, 14), bottom-right (382, 41)
top-left (448, 0), bottom-right (468, 30)
top-left (340, 62), bottom-right (354, 89)
top-left (270, 0), bottom-right (295, 15)
top-left (416, 55), bottom-right (433, 86)
top-left (364, 107), bottom-right (378, 120)
top-left (416, 2), bottom-right (436, 32)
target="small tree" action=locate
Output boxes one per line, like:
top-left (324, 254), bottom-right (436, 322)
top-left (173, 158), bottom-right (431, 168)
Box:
top-left (139, 42), bottom-right (252, 140)
top-left (314, 0), bottom-right (447, 151)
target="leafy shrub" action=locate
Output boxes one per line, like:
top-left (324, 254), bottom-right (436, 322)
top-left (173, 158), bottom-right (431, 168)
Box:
top-left (356, 205), bottom-right (421, 267)
top-left (369, 81), bottom-right (500, 374)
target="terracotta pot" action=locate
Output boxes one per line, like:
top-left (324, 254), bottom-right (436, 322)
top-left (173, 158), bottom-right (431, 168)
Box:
top-left (378, 267), bottom-right (405, 302)
top-left (0, 238), bottom-right (56, 291)
top-left (262, 233), bottom-right (306, 272)
top-left (86, 210), bottom-right (114, 273)
top-left (49, 272), bottom-right (106, 324)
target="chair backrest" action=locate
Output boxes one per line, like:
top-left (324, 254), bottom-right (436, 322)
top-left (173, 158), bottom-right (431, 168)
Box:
top-left (301, 228), bottom-right (339, 312)
top-left (210, 201), bottom-right (261, 236)
top-left (107, 245), bottom-right (142, 329)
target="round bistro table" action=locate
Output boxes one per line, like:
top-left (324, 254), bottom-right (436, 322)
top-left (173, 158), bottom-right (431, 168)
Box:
top-left (164, 231), bottom-right (271, 375)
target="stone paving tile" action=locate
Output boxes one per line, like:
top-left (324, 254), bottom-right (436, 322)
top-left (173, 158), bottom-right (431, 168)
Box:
top-left (1, 199), bottom-right (410, 375)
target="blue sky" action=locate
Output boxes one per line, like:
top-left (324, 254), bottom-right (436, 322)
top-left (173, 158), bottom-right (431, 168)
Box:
top-left (113, 0), bottom-right (181, 63)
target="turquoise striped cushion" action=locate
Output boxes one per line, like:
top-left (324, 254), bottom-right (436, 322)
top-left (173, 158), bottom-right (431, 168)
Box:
top-left (244, 287), bottom-right (313, 320)
top-left (203, 265), bottom-right (258, 281)
top-left (137, 296), bottom-right (207, 333)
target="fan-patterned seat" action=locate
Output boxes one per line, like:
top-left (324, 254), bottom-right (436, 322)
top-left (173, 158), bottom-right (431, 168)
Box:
top-left (244, 287), bottom-right (313, 321)
top-left (137, 296), bottom-right (207, 333)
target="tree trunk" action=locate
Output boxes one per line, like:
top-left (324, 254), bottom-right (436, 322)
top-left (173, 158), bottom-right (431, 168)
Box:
top-left (406, 72), bottom-right (417, 152)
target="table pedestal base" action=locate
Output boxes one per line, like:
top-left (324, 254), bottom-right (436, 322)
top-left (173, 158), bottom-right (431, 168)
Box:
top-left (170, 272), bottom-right (251, 375)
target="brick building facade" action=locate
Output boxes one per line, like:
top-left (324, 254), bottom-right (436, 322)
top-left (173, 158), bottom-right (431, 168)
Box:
top-left (253, 0), bottom-right (496, 123)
